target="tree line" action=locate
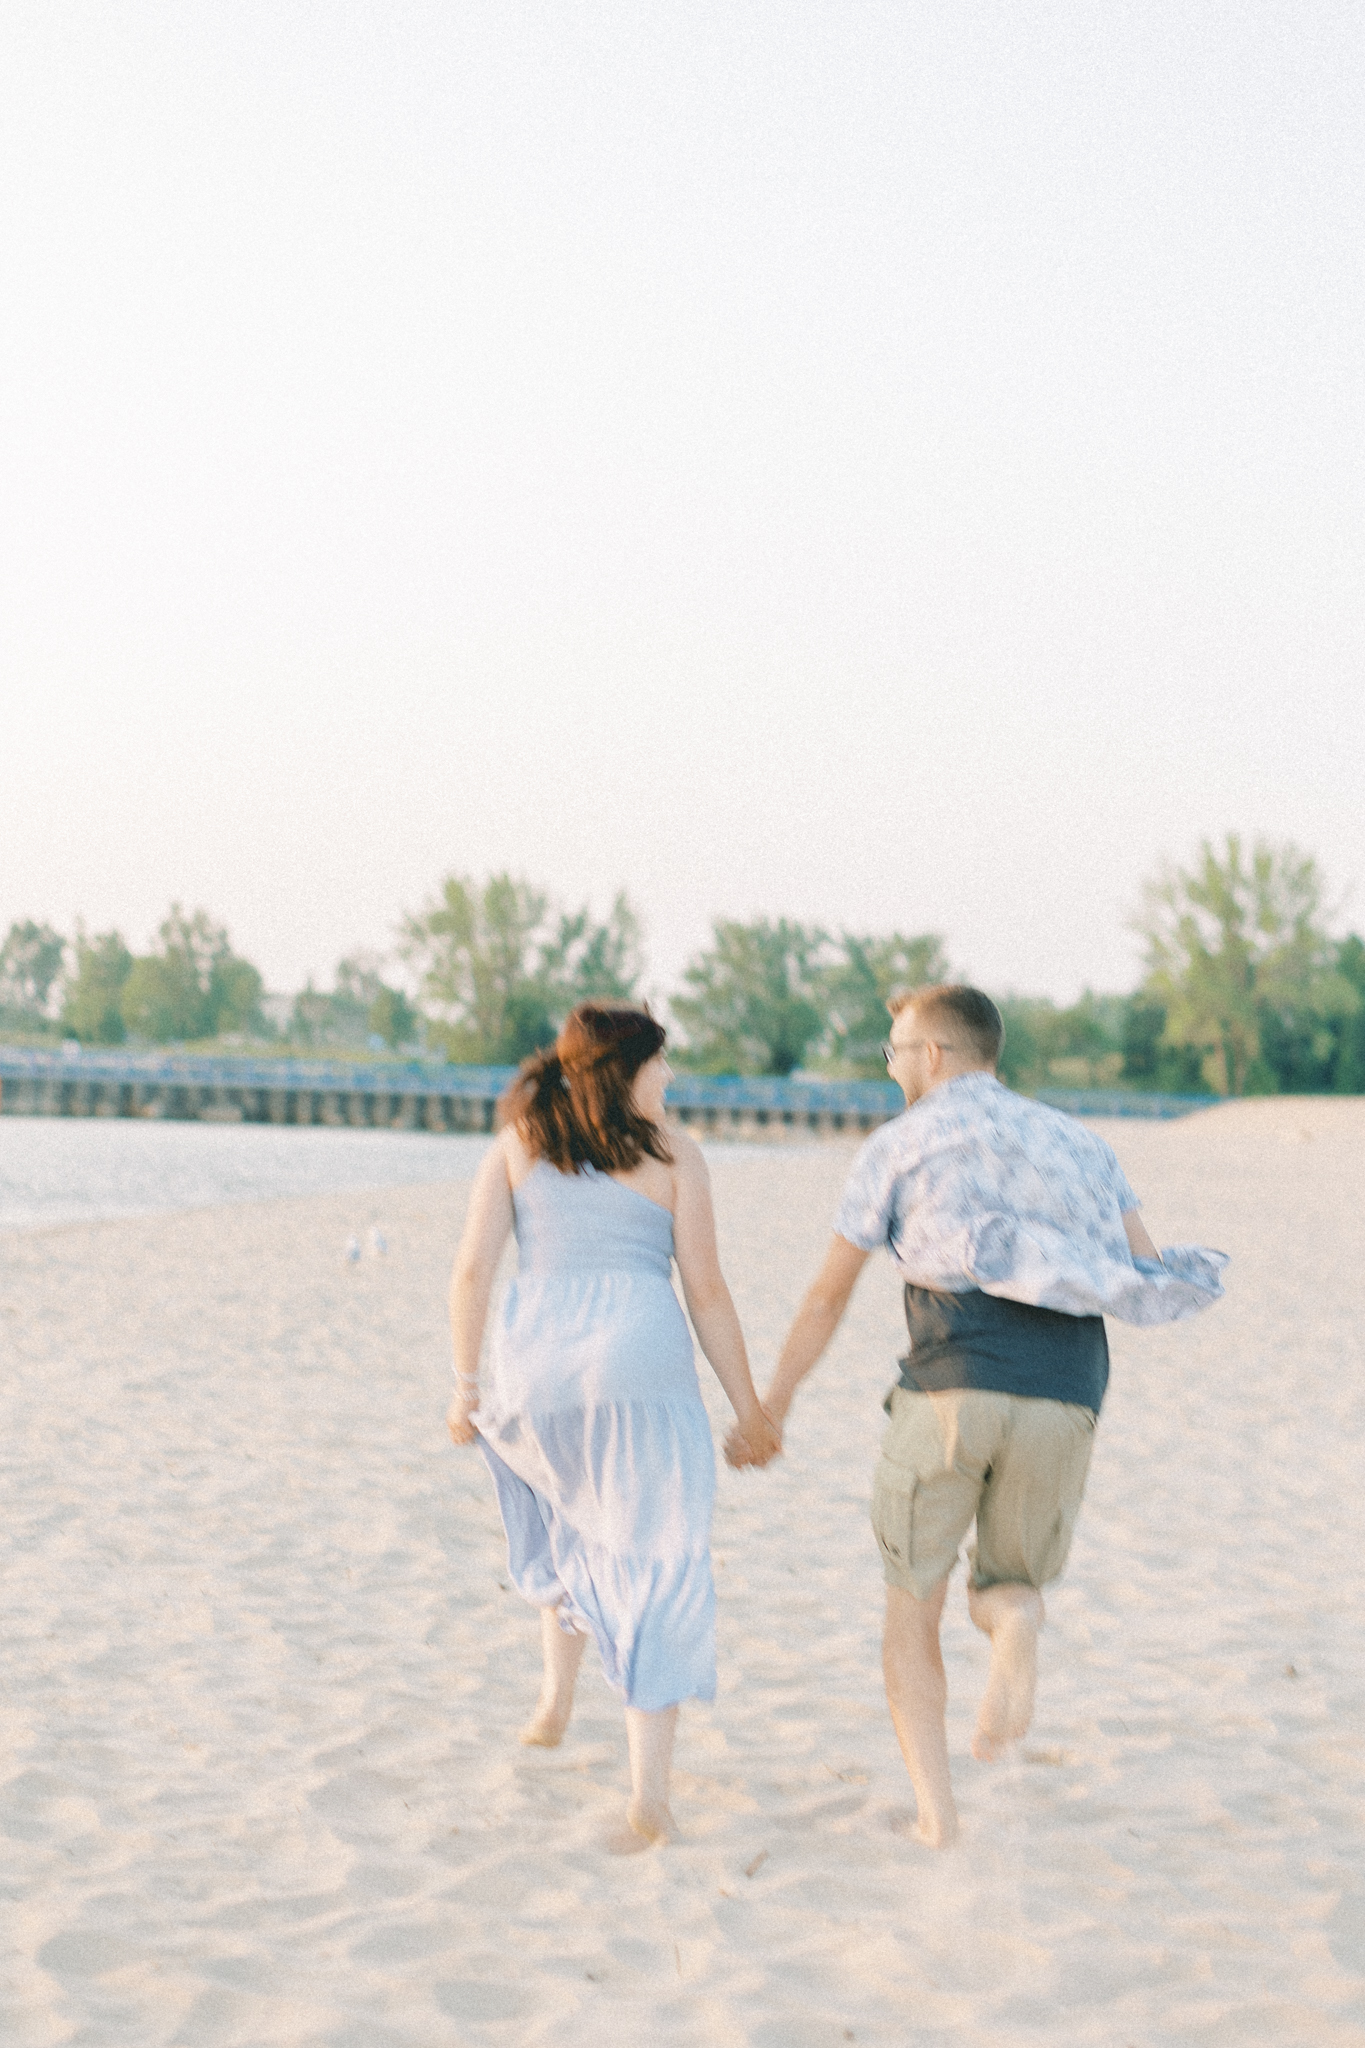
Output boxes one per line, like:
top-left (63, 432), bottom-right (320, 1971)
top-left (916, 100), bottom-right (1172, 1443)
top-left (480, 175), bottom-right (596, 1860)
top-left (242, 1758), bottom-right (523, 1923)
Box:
top-left (3, 836), bottom-right (1362, 1096)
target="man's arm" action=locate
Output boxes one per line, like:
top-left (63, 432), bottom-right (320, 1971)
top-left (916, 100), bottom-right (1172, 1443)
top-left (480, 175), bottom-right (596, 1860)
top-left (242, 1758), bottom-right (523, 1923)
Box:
top-left (765, 1234), bottom-right (870, 1424)
top-left (1122, 1208), bottom-right (1161, 1263)
top-left (725, 1235), bottom-right (871, 1467)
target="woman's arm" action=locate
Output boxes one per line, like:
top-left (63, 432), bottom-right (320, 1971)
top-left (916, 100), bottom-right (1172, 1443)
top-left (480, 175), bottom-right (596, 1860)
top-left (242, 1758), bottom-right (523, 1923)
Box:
top-left (670, 1135), bottom-right (781, 1465)
top-left (446, 1135), bottom-right (517, 1445)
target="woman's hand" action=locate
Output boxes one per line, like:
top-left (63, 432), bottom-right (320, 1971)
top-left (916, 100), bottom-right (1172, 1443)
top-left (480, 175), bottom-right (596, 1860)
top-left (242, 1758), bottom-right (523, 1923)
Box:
top-left (447, 1386), bottom-right (480, 1446)
top-left (724, 1405), bottom-right (782, 1470)
top-left (447, 1137), bottom-right (516, 1448)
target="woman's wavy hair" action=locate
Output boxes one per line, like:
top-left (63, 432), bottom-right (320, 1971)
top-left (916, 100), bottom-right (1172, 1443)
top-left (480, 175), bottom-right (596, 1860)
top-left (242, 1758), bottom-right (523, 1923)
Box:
top-left (498, 1003), bottom-right (672, 1174)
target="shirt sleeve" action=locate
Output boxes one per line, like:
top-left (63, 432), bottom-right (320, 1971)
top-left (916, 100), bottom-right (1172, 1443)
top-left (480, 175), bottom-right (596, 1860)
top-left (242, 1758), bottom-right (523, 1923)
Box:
top-left (832, 1130), bottom-right (898, 1250)
top-left (1111, 1157), bottom-right (1139, 1213)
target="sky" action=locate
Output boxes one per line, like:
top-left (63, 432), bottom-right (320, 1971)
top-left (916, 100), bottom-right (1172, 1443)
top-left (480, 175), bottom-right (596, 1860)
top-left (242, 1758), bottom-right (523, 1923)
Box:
top-left (4, 2), bottom-right (1362, 1010)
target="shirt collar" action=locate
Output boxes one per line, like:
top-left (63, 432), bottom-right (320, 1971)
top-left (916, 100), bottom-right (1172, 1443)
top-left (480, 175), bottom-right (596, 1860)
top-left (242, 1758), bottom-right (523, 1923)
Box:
top-left (908, 1068), bottom-right (1002, 1114)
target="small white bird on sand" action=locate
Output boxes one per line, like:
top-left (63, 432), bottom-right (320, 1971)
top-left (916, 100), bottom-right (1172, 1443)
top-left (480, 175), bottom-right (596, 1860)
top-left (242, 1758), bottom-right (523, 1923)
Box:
top-left (343, 1235), bottom-right (361, 1264)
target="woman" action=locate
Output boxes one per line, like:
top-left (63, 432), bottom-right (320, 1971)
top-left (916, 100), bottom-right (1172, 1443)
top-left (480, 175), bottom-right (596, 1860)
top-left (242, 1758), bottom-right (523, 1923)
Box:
top-left (447, 1003), bottom-right (779, 1851)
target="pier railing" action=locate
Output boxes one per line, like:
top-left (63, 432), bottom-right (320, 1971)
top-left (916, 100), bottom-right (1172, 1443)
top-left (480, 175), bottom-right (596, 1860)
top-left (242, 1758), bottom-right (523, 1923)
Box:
top-left (0, 1047), bottom-right (516, 1135)
top-left (1032, 1087), bottom-right (1217, 1120)
top-left (0, 1045), bottom-right (1215, 1137)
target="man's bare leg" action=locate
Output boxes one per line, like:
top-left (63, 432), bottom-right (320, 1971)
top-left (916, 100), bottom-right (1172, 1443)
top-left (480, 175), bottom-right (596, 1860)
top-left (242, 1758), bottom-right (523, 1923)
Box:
top-left (608, 1704), bottom-right (680, 1853)
top-left (520, 1606), bottom-right (587, 1747)
top-left (882, 1580), bottom-right (958, 1847)
top-left (968, 1581), bottom-right (1043, 1760)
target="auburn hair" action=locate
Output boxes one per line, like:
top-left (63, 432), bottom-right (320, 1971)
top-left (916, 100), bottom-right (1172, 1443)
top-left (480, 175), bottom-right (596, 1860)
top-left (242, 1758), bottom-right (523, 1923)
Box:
top-left (498, 1003), bottom-right (673, 1174)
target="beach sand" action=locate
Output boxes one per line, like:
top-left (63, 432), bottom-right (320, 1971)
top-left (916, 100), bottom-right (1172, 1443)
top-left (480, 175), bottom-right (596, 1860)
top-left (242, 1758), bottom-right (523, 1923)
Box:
top-left (2, 1099), bottom-right (1363, 2046)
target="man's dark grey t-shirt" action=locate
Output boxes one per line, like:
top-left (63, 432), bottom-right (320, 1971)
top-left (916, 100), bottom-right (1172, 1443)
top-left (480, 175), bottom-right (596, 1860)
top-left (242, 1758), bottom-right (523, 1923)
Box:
top-left (895, 1284), bottom-right (1110, 1414)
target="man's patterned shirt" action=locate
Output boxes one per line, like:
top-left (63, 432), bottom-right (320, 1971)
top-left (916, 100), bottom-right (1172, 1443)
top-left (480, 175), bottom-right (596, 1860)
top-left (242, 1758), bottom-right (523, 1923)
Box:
top-left (834, 1071), bottom-right (1225, 1326)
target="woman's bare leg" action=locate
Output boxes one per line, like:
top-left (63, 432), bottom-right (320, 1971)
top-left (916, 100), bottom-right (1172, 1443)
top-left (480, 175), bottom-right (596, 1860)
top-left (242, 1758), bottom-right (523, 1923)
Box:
top-left (608, 1704), bottom-right (680, 1851)
top-left (520, 1606), bottom-right (587, 1747)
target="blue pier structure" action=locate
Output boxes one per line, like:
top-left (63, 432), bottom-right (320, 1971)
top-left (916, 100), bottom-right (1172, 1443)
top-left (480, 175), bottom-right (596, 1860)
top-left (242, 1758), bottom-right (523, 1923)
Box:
top-left (0, 1045), bottom-right (1215, 1136)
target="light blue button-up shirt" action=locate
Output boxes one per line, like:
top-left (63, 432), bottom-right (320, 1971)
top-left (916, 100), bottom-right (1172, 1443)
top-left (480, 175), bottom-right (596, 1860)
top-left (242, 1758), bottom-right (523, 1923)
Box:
top-left (834, 1072), bottom-right (1226, 1326)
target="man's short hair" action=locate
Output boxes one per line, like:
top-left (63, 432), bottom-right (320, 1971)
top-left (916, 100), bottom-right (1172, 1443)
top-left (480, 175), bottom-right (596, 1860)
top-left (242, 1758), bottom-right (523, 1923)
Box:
top-left (887, 983), bottom-right (1005, 1067)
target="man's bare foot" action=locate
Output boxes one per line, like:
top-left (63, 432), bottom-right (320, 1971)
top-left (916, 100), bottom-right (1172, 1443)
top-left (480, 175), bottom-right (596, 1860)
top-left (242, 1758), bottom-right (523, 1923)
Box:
top-left (913, 1808), bottom-right (959, 1848)
top-left (971, 1594), bottom-right (1041, 1760)
top-left (889, 1806), bottom-right (959, 1849)
top-left (605, 1800), bottom-right (677, 1855)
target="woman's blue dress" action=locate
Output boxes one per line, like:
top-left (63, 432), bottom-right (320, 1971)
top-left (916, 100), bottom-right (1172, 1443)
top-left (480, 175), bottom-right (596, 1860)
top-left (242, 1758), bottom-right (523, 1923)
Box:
top-left (476, 1160), bottom-right (717, 1712)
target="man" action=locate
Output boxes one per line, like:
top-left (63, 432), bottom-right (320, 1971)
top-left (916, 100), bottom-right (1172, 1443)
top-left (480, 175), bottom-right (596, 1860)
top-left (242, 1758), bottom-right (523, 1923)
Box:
top-left (727, 983), bottom-right (1224, 1848)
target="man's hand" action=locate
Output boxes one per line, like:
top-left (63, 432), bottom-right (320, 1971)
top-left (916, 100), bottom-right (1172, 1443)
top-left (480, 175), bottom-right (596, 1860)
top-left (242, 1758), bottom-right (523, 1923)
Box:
top-left (724, 1406), bottom-right (782, 1470)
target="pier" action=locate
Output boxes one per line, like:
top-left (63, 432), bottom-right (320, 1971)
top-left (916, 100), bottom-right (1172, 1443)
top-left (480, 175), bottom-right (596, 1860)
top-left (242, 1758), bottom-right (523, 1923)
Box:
top-left (0, 1046), bottom-right (1215, 1137)
top-left (0, 1048), bottom-right (904, 1139)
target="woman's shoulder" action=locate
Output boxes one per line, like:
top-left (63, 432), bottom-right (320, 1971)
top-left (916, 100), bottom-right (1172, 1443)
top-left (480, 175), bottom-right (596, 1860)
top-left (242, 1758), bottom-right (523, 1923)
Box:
top-left (663, 1122), bottom-right (716, 1196)
top-left (665, 1125), bottom-right (710, 1188)
top-left (499, 1122), bottom-right (543, 1191)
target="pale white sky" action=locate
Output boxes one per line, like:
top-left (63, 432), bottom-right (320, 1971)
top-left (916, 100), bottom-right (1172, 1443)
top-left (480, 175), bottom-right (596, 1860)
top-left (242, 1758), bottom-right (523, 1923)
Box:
top-left (4, 3), bottom-right (1361, 1007)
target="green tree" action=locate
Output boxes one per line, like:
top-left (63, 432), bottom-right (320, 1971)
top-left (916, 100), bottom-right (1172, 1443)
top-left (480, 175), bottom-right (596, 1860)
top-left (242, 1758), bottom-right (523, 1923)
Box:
top-left (369, 982), bottom-right (419, 1050)
top-left (402, 874), bottom-right (553, 1064)
top-left (61, 929), bottom-right (134, 1044)
top-left (1332, 935), bottom-right (1365, 1093)
top-left (120, 905), bottom-right (265, 1043)
top-left (401, 874), bottom-right (642, 1064)
top-left (994, 991), bottom-right (1131, 1093)
top-left (993, 996), bottom-right (1053, 1091)
top-left (120, 953), bottom-right (209, 1042)
top-left (0, 920), bottom-right (66, 1029)
top-left (313, 952), bottom-right (388, 1044)
top-left (1034, 990), bottom-right (1127, 1088)
top-left (1136, 836), bottom-right (1357, 1096)
top-left (209, 953), bottom-right (266, 1036)
top-left (336, 953), bottom-right (421, 1049)
top-left (1052, 991), bottom-right (1124, 1062)
top-left (539, 892), bottom-right (644, 1008)
top-left (289, 979), bottom-right (333, 1047)
top-left (817, 932), bottom-right (950, 1076)
top-left (1119, 997), bottom-right (1207, 1092)
top-left (290, 952), bottom-right (420, 1050)
top-left (1255, 928), bottom-right (1365, 1093)
top-left (671, 919), bottom-right (827, 1075)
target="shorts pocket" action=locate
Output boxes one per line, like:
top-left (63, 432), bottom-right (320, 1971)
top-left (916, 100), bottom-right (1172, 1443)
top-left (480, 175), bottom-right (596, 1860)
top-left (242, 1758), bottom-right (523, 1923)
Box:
top-left (870, 1464), bottom-right (915, 1577)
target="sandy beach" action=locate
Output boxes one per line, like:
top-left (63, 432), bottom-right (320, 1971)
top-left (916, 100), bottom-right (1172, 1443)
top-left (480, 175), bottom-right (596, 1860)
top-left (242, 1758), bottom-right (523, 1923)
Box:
top-left (2, 1098), bottom-right (1363, 2046)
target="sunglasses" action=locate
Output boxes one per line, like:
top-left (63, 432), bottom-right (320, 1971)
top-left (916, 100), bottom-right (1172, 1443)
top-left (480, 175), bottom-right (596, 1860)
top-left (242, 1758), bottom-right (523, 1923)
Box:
top-left (882, 1038), bottom-right (957, 1064)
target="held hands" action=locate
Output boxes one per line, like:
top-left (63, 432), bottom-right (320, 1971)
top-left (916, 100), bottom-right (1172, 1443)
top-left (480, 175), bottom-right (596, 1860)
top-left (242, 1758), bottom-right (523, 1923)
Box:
top-left (724, 1403), bottom-right (783, 1471)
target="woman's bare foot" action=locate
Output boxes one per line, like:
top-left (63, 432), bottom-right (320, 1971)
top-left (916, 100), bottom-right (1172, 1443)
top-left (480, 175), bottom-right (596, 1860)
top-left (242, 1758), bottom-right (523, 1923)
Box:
top-left (969, 1585), bottom-right (1042, 1760)
top-left (614, 1702), bottom-right (679, 1852)
top-left (519, 1699), bottom-right (573, 1747)
top-left (520, 1608), bottom-right (587, 1747)
top-left (606, 1800), bottom-right (677, 1854)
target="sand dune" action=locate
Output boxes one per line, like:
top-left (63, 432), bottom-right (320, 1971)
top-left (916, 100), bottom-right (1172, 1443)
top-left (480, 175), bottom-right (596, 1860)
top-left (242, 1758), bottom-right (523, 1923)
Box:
top-left (2, 1099), bottom-right (1363, 2044)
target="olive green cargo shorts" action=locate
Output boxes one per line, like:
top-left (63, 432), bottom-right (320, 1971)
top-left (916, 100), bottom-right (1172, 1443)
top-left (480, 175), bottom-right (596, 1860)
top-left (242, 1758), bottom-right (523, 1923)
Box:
top-left (871, 1386), bottom-right (1097, 1599)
